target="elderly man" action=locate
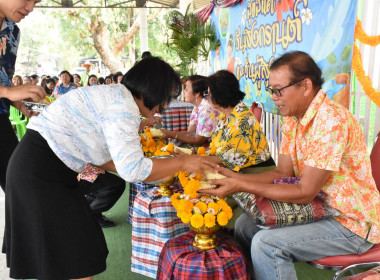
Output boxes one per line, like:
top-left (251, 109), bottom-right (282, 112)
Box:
top-left (80, 60), bottom-right (93, 86)
top-left (203, 51), bottom-right (380, 280)
top-left (0, 0), bottom-right (45, 191)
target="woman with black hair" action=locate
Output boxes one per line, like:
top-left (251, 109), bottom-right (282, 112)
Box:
top-left (161, 75), bottom-right (219, 147)
top-left (113, 71), bottom-right (123, 84)
top-left (44, 78), bottom-right (56, 96)
top-left (87, 74), bottom-right (98, 86)
top-left (53, 70), bottom-right (78, 97)
top-left (205, 70), bottom-right (274, 172)
top-left (4, 57), bottom-right (215, 280)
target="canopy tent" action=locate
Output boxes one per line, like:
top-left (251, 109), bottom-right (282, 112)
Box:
top-left (36, 0), bottom-right (180, 9)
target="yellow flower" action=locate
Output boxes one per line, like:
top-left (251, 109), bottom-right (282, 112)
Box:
top-left (145, 131), bottom-right (153, 139)
top-left (178, 199), bottom-right (193, 212)
top-left (204, 213), bottom-right (216, 228)
top-left (197, 147), bottom-right (205, 155)
top-left (180, 211), bottom-right (192, 223)
top-left (166, 143), bottom-right (174, 153)
top-left (190, 213), bottom-right (204, 228)
top-left (217, 211), bottom-right (228, 226)
top-left (184, 179), bottom-right (201, 195)
top-left (207, 202), bottom-right (220, 214)
top-left (210, 146), bottom-right (217, 155)
top-left (194, 201), bottom-right (208, 214)
top-left (222, 205), bottom-right (233, 219)
top-left (171, 193), bottom-right (181, 208)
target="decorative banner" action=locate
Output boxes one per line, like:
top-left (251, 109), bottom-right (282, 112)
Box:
top-left (210, 0), bottom-right (358, 113)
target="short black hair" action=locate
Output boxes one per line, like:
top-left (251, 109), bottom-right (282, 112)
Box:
top-left (59, 70), bottom-right (71, 77)
top-left (142, 51), bottom-right (152, 59)
top-left (98, 77), bottom-right (105, 84)
top-left (113, 72), bottom-right (123, 83)
top-left (208, 70), bottom-right (245, 108)
top-left (122, 57), bottom-right (181, 112)
top-left (31, 74), bottom-right (39, 79)
top-left (270, 51), bottom-right (324, 88)
top-left (187, 75), bottom-right (208, 97)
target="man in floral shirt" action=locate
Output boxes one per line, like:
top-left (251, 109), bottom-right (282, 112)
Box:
top-left (203, 51), bottom-right (379, 280)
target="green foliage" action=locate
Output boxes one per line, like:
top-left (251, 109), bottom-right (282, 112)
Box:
top-left (166, 5), bottom-right (218, 76)
top-left (341, 44), bottom-right (352, 61)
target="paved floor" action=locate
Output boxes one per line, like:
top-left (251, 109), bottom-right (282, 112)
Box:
top-left (0, 191), bottom-right (11, 280)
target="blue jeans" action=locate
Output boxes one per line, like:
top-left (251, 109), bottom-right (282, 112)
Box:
top-left (234, 213), bottom-right (373, 280)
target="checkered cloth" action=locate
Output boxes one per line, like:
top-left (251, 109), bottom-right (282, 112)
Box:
top-left (161, 101), bottom-right (194, 132)
top-left (157, 231), bottom-right (251, 280)
top-left (127, 182), bottom-right (156, 224)
top-left (131, 185), bottom-right (190, 279)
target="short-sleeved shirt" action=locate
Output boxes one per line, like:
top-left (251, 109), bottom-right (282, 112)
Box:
top-left (188, 98), bottom-right (219, 137)
top-left (53, 82), bottom-right (78, 97)
top-left (210, 101), bottom-right (271, 171)
top-left (0, 19), bottom-right (20, 114)
top-left (281, 90), bottom-right (380, 243)
top-left (28, 84), bottom-right (152, 183)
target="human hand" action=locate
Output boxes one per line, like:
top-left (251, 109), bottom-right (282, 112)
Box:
top-left (199, 166), bottom-right (242, 197)
top-left (144, 116), bottom-right (163, 127)
top-left (3, 84), bottom-right (46, 102)
top-left (180, 154), bottom-right (217, 177)
top-left (364, 274), bottom-right (380, 280)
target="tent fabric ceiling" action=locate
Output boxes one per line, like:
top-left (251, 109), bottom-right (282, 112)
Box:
top-left (37, 0), bottom-right (180, 9)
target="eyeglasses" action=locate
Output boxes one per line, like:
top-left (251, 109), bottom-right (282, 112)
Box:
top-left (267, 79), bottom-right (305, 97)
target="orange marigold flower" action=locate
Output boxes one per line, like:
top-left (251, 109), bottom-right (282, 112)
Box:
top-left (178, 199), bottom-right (193, 212)
top-left (197, 147), bottom-right (205, 155)
top-left (142, 146), bottom-right (149, 153)
top-left (210, 146), bottom-right (217, 155)
top-left (181, 211), bottom-right (192, 223)
top-left (166, 143), bottom-right (174, 153)
top-left (194, 173), bottom-right (202, 180)
top-left (222, 205), bottom-right (233, 219)
top-left (145, 132), bottom-right (153, 139)
top-left (190, 213), bottom-right (204, 228)
top-left (204, 213), bottom-right (216, 228)
top-left (207, 202), bottom-right (219, 214)
top-left (194, 201), bottom-right (208, 214)
top-left (149, 146), bottom-right (156, 153)
top-left (217, 211), bottom-right (228, 226)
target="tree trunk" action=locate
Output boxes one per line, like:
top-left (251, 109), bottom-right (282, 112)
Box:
top-left (90, 10), bottom-right (124, 73)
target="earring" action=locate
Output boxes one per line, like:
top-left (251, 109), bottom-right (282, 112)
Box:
top-left (196, 97), bottom-right (198, 103)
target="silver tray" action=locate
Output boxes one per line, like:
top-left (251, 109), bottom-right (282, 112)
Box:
top-left (22, 101), bottom-right (48, 112)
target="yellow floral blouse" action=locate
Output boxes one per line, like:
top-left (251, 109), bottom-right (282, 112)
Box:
top-left (281, 90), bottom-right (380, 243)
top-left (210, 101), bottom-right (271, 171)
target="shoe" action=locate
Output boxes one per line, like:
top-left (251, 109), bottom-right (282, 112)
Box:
top-left (97, 215), bottom-right (116, 228)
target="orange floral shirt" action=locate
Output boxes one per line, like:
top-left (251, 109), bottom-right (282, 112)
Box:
top-left (281, 90), bottom-right (380, 243)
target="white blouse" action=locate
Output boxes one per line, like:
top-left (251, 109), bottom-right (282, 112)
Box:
top-left (28, 84), bottom-right (152, 182)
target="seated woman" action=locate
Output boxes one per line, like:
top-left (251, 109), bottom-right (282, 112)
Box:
top-left (161, 75), bottom-right (219, 148)
top-left (206, 70), bottom-right (275, 173)
top-left (87, 74), bottom-right (98, 86)
top-left (44, 78), bottom-right (56, 97)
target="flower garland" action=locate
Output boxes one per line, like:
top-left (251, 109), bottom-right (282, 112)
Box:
top-left (355, 20), bottom-right (380, 46)
top-left (171, 163), bottom-right (232, 229)
top-left (140, 127), bottom-right (168, 157)
top-left (352, 19), bottom-right (380, 107)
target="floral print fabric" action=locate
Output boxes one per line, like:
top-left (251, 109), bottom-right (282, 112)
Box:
top-left (189, 98), bottom-right (219, 137)
top-left (210, 101), bottom-right (271, 171)
top-left (281, 90), bottom-right (380, 243)
top-left (0, 19), bottom-right (19, 114)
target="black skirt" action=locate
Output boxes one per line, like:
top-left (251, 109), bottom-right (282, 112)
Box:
top-left (3, 129), bottom-right (108, 280)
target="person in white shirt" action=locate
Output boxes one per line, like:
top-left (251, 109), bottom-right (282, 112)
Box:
top-left (4, 57), bottom-right (216, 280)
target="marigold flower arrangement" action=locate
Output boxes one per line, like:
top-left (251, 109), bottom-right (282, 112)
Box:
top-left (140, 127), bottom-right (169, 157)
top-left (171, 170), bottom-right (233, 229)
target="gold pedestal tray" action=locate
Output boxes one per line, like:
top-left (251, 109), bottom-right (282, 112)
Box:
top-left (191, 224), bottom-right (221, 250)
top-left (146, 155), bottom-right (175, 197)
top-left (157, 177), bottom-right (175, 197)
